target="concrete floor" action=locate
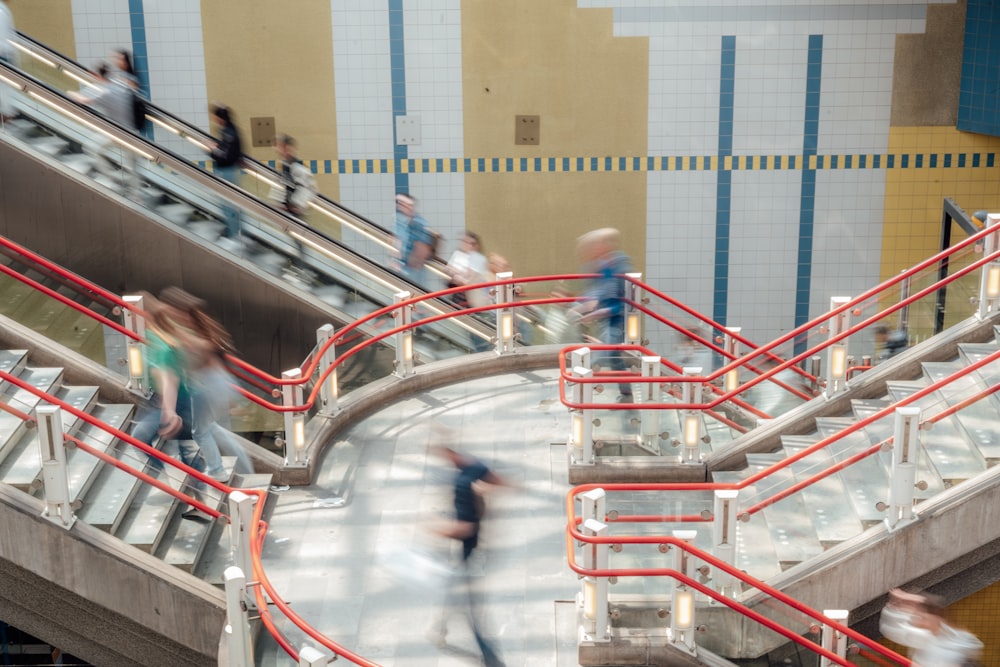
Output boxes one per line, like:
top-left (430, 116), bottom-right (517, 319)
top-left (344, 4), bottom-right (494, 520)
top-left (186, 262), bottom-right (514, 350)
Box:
top-left (255, 368), bottom-right (584, 666)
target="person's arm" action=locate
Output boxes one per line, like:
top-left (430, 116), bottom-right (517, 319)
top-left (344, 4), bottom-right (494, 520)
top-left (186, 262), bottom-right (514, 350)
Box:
top-left (151, 366), bottom-right (183, 438)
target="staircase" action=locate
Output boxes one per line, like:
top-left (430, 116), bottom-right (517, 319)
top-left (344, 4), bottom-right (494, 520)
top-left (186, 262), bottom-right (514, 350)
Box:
top-left (0, 341), bottom-right (273, 665)
top-left (584, 316), bottom-right (1000, 663)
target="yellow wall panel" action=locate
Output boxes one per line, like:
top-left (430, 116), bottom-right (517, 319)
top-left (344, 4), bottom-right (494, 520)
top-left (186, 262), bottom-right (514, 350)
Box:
top-left (462, 0), bottom-right (648, 278)
top-left (9, 1), bottom-right (75, 59)
top-left (200, 1), bottom-right (339, 212)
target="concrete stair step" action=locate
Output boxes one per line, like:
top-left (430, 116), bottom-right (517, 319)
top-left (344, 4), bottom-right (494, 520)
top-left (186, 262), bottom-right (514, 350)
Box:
top-left (741, 458), bottom-right (823, 569)
top-left (77, 438), bottom-right (156, 534)
top-left (922, 360), bottom-right (1000, 464)
top-left (781, 443), bottom-right (864, 545)
top-left (195, 473), bottom-right (274, 588)
top-left (156, 456), bottom-right (238, 573)
top-left (0, 365), bottom-right (63, 416)
top-left (115, 440), bottom-right (194, 553)
top-left (0, 384), bottom-right (98, 492)
top-left (66, 403), bottom-right (133, 503)
top-left (9, 290), bottom-right (64, 334)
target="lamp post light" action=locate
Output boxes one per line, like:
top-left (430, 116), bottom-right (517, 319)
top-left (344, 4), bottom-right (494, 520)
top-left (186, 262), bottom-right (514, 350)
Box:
top-left (825, 296), bottom-right (852, 397)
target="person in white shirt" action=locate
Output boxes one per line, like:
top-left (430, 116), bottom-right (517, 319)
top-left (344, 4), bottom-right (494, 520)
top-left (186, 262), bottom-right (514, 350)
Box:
top-left (445, 231), bottom-right (489, 308)
top-left (879, 588), bottom-right (982, 667)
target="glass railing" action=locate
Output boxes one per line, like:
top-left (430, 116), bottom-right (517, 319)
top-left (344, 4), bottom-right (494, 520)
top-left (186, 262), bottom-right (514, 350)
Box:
top-left (0, 59), bottom-right (490, 360)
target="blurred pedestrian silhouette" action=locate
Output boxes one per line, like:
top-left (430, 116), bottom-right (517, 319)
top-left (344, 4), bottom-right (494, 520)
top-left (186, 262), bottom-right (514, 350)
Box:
top-left (156, 286), bottom-right (253, 482)
top-left (880, 588), bottom-right (982, 667)
top-left (875, 325), bottom-right (908, 362)
top-left (393, 193), bottom-right (435, 285)
top-left (446, 231), bottom-right (489, 309)
top-left (568, 228), bottom-right (634, 402)
top-left (208, 104), bottom-right (243, 240)
top-left (429, 445), bottom-right (507, 667)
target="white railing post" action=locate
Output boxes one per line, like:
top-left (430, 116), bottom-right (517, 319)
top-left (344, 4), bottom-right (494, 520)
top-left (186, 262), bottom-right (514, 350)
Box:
top-left (580, 518), bottom-right (609, 642)
top-left (227, 490), bottom-right (256, 610)
top-left (570, 366), bottom-right (594, 464)
top-left (495, 271), bottom-right (515, 354)
top-left (122, 294), bottom-right (149, 396)
top-left (36, 405), bottom-right (75, 529)
top-left (579, 488), bottom-right (606, 524)
top-left (640, 356), bottom-right (661, 454)
top-left (298, 646), bottom-right (329, 666)
top-left (825, 296), bottom-right (852, 396)
top-left (723, 327), bottom-right (741, 392)
top-left (712, 489), bottom-right (739, 598)
top-left (669, 530), bottom-right (698, 654)
top-left (316, 324), bottom-right (338, 416)
top-left (978, 214), bottom-right (1000, 320)
top-left (820, 609), bottom-right (849, 667)
top-left (223, 566), bottom-right (254, 667)
top-left (886, 406), bottom-right (920, 530)
top-left (281, 368), bottom-right (307, 468)
top-left (680, 367), bottom-right (703, 463)
top-left (625, 273), bottom-right (643, 346)
top-left (394, 290), bottom-right (414, 377)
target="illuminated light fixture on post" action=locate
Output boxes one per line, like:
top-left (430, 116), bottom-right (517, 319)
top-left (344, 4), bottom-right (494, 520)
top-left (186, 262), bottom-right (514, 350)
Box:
top-left (122, 295), bottom-right (149, 396)
top-left (712, 489), bottom-right (739, 598)
top-left (281, 368), bottom-right (307, 468)
top-left (681, 367), bottom-right (703, 463)
top-left (315, 324), bottom-right (338, 416)
top-left (639, 356), bottom-right (661, 454)
top-left (223, 566), bottom-right (254, 666)
top-left (625, 273), bottom-right (643, 345)
top-left (570, 366), bottom-right (594, 464)
top-left (37, 405), bottom-right (75, 529)
top-left (580, 518), bottom-right (609, 642)
top-left (978, 213), bottom-right (1000, 320)
top-left (393, 290), bottom-right (415, 377)
top-left (669, 529), bottom-right (698, 653)
top-left (227, 491), bottom-right (256, 610)
top-left (723, 327), bottom-right (741, 393)
top-left (825, 296), bottom-right (852, 396)
top-left (820, 609), bottom-right (849, 667)
top-left (886, 406), bottom-right (920, 530)
top-left (495, 271), bottom-right (515, 354)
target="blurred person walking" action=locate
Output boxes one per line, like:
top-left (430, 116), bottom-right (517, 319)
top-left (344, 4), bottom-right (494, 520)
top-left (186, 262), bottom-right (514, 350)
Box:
top-left (445, 231), bottom-right (489, 309)
top-left (208, 104), bottom-right (244, 240)
top-left (67, 62), bottom-right (138, 190)
top-left (273, 134), bottom-right (315, 217)
top-left (568, 228), bottom-right (635, 402)
top-left (157, 286), bottom-right (253, 481)
top-left (393, 193), bottom-right (435, 286)
top-left (429, 445), bottom-right (507, 667)
top-left (880, 588), bottom-right (982, 667)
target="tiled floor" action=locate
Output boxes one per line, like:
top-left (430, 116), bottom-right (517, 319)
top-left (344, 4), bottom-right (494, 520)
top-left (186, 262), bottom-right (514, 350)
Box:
top-left (256, 369), bottom-right (582, 666)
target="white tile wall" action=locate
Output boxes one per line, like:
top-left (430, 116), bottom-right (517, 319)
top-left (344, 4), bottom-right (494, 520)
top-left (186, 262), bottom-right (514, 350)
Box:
top-left (70, 0), bottom-right (132, 71)
top-left (142, 0), bottom-right (208, 161)
top-left (586, 0), bottom-right (954, 344)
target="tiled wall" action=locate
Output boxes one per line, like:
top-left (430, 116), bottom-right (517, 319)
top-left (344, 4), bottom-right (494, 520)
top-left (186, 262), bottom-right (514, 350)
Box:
top-left (958, 0), bottom-right (1000, 136)
top-left (50, 0), bottom-right (1000, 349)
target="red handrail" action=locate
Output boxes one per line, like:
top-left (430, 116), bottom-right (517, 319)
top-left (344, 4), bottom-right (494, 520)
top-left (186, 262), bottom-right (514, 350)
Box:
top-left (563, 522), bottom-right (911, 666)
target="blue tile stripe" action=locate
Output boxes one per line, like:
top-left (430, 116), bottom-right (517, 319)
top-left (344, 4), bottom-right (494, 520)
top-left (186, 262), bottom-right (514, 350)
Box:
top-left (295, 151), bottom-right (995, 175)
top-left (388, 0), bottom-right (408, 194)
top-left (127, 0), bottom-right (151, 139)
top-left (794, 34), bottom-right (823, 356)
top-left (713, 36), bottom-right (736, 329)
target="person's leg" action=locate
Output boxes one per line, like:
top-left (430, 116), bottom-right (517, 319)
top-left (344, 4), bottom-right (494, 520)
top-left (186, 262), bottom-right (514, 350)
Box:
top-left (192, 393), bottom-right (226, 479)
top-left (216, 165), bottom-right (242, 238)
top-left (602, 318), bottom-right (632, 399)
top-left (463, 561), bottom-right (505, 667)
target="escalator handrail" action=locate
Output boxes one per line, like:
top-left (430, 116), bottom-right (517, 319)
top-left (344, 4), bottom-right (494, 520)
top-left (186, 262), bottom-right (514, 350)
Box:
top-left (10, 31), bottom-right (451, 280)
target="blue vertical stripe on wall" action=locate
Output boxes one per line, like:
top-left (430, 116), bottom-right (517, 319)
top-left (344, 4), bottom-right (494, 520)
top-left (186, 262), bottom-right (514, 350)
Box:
top-left (713, 36), bottom-right (736, 329)
top-left (127, 0), bottom-right (149, 98)
top-left (795, 35), bottom-right (823, 356)
top-left (388, 0), bottom-right (409, 194)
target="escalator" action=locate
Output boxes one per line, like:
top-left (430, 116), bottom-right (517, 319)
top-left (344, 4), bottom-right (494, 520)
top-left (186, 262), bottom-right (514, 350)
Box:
top-left (0, 33), bottom-right (492, 373)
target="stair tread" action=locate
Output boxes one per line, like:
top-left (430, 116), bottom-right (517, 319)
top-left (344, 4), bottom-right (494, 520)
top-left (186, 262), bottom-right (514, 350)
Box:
top-left (742, 464), bottom-right (823, 567)
top-left (782, 445), bottom-right (864, 543)
top-left (67, 403), bottom-right (133, 502)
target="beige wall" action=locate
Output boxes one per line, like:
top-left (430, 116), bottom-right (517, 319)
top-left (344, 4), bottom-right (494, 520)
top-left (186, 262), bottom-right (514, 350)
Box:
top-left (200, 1), bottom-right (339, 207)
top-left (8, 1), bottom-right (76, 59)
top-left (462, 0), bottom-right (648, 278)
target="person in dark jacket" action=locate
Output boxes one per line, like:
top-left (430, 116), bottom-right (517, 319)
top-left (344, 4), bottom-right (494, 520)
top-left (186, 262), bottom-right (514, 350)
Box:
top-left (209, 104), bottom-right (244, 239)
